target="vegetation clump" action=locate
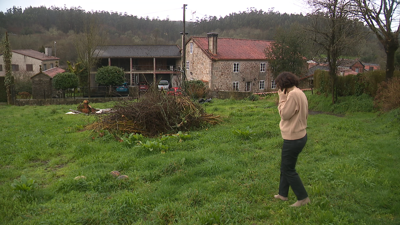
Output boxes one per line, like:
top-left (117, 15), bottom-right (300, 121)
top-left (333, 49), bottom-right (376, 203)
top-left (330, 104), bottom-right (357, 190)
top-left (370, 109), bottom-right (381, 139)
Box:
top-left (86, 90), bottom-right (221, 137)
top-left (374, 77), bottom-right (400, 111)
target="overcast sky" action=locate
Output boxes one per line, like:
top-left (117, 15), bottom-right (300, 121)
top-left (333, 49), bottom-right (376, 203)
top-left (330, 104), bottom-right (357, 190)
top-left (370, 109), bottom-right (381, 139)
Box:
top-left (0, 0), bottom-right (310, 21)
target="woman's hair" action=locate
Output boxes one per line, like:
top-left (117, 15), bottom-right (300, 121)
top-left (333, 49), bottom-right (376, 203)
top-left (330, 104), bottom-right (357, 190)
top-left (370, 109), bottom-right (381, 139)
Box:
top-left (274, 72), bottom-right (299, 91)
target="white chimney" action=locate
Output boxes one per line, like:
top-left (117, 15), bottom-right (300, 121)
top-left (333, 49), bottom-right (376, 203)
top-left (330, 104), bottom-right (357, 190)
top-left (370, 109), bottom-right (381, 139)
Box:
top-left (45, 47), bottom-right (52, 56)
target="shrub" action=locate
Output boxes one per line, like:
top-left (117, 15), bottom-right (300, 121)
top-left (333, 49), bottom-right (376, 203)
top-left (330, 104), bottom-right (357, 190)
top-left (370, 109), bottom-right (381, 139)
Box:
top-left (13, 71), bottom-right (32, 94)
top-left (185, 80), bottom-right (209, 99)
top-left (374, 77), bottom-right (400, 111)
top-left (95, 66), bottom-right (125, 86)
top-left (314, 70), bottom-right (331, 94)
top-left (362, 70), bottom-right (387, 96)
top-left (248, 94), bottom-right (259, 101)
top-left (313, 70), bottom-right (400, 98)
top-left (53, 72), bottom-right (79, 90)
top-left (11, 175), bottom-right (37, 193)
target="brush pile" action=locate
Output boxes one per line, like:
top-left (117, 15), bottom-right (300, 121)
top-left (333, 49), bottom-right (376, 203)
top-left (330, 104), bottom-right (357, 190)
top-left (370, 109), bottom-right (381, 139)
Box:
top-left (86, 91), bottom-right (221, 137)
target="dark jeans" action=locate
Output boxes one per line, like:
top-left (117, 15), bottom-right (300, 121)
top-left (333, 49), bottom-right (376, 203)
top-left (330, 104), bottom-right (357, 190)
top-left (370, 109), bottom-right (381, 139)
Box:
top-left (279, 134), bottom-right (308, 200)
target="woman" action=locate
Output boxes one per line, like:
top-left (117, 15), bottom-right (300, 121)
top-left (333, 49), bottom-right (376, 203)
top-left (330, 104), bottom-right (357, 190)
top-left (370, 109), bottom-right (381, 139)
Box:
top-left (274, 72), bottom-right (310, 207)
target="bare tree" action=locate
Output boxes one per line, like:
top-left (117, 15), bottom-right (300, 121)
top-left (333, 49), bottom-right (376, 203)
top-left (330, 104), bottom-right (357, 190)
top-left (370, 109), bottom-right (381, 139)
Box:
top-left (75, 13), bottom-right (106, 97)
top-left (2, 32), bottom-right (13, 105)
top-left (353, 0), bottom-right (400, 80)
top-left (307, 0), bottom-right (364, 103)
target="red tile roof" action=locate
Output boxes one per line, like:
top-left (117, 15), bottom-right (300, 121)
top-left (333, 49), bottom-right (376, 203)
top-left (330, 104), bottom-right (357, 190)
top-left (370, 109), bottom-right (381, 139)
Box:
top-left (191, 37), bottom-right (272, 61)
top-left (12, 49), bottom-right (59, 61)
top-left (43, 67), bottom-right (65, 78)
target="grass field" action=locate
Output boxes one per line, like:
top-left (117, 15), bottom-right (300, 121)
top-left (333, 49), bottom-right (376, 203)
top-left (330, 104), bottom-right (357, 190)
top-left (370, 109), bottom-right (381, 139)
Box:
top-left (0, 92), bottom-right (399, 224)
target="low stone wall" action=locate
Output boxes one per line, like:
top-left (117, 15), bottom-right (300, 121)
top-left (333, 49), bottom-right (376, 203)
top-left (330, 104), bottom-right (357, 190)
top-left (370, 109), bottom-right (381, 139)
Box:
top-left (14, 97), bottom-right (136, 106)
top-left (211, 91), bottom-right (252, 100)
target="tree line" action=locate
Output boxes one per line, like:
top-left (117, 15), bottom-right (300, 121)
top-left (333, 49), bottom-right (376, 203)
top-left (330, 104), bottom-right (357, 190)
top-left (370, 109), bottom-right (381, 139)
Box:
top-left (0, 5), bottom-right (386, 67)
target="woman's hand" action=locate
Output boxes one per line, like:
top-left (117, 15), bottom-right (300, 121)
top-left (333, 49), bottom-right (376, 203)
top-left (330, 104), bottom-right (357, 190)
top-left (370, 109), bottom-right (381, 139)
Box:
top-left (278, 88), bottom-right (287, 101)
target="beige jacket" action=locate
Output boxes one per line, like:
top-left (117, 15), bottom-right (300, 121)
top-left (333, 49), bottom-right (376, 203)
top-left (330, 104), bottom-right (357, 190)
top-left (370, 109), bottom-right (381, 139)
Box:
top-left (278, 86), bottom-right (308, 140)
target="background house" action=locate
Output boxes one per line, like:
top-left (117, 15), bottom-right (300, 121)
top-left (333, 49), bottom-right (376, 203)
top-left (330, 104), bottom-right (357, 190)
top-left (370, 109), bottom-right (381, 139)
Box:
top-left (185, 33), bottom-right (273, 92)
top-left (94, 45), bottom-right (182, 88)
top-left (0, 48), bottom-right (59, 78)
top-left (30, 66), bottom-right (65, 99)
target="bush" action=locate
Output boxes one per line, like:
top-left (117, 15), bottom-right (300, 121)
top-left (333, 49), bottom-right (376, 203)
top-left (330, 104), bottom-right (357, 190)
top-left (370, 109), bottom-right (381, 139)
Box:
top-left (53, 72), bottom-right (79, 90)
top-left (185, 80), bottom-right (209, 99)
top-left (314, 70), bottom-right (331, 94)
top-left (13, 71), bottom-right (32, 94)
top-left (314, 70), bottom-right (400, 98)
top-left (248, 94), bottom-right (259, 101)
top-left (362, 70), bottom-right (387, 96)
top-left (95, 66), bottom-right (125, 86)
top-left (374, 77), bottom-right (400, 111)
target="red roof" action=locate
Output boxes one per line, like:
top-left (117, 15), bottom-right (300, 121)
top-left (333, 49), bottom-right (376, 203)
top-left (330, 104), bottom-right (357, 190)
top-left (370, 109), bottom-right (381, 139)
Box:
top-left (43, 67), bottom-right (65, 78)
top-left (192, 37), bottom-right (272, 61)
top-left (12, 49), bottom-right (59, 61)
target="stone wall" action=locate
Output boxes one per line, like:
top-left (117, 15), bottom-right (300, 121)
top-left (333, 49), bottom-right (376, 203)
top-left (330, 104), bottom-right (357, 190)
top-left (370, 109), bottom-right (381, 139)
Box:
top-left (14, 97), bottom-right (136, 106)
top-left (31, 73), bottom-right (53, 99)
top-left (210, 91), bottom-right (252, 100)
top-left (186, 40), bottom-right (212, 85)
top-left (212, 61), bottom-right (269, 92)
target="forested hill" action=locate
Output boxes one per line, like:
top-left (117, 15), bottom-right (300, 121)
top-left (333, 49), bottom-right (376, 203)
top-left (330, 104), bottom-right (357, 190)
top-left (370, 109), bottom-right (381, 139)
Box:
top-left (0, 6), bottom-right (381, 66)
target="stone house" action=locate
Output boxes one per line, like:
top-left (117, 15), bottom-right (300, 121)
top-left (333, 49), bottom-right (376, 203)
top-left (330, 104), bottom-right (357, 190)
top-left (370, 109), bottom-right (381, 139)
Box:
top-left (94, 45), bottom-right (182, 88)
top-left (0, 48), bottom-right (59, 78)
top-left (337, 59), bottom-right (365, 76)
top-left (30, 66), bottom-right (65, 99)
top-left (185, 33), bottom-right (273, 92)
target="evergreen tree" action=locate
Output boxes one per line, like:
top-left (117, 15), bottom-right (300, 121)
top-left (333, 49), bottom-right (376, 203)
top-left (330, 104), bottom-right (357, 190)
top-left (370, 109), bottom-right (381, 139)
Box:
top-left (265, 25), bottom-right (308, 78)
top-left (2, 32), bottom-right (13, 105)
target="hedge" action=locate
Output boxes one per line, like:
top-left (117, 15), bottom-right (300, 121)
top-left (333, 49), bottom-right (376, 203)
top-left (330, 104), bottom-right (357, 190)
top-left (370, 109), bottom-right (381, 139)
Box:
top-left (313, 70), bottom-right (400, 97)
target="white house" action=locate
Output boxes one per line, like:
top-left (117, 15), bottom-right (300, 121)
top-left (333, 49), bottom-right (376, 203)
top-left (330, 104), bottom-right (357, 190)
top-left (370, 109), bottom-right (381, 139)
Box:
top-left (0, 48), bottom-right (59, 77)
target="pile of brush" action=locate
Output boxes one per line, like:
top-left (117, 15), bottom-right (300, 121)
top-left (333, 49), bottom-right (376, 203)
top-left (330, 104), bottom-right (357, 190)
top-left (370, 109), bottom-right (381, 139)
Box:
top-left (86, 90), bottom-right (221, 137)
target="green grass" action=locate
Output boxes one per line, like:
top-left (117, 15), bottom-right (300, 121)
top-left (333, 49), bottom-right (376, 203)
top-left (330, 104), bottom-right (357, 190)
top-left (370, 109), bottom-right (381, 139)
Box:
top-left (0, 93), bottom-right (399, 224)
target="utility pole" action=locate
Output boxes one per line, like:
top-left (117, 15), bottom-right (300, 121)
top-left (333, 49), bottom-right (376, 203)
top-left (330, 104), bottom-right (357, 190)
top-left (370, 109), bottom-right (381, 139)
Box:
top-left (182, 4), bottom-right (187, 90)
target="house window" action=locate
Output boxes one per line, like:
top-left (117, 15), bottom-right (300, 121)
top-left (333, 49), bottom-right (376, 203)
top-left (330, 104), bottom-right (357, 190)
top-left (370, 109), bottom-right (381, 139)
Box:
top-left (369, 66), bottom-right (374, 71)
top-left (0, 65), bottom-right (2, 71)
top-left (186, 61), bottom-right (190, 70)
top-left (26, 64), bottom-right (33, 71)
top-left (260, 63), bottom-right (266, 72)
top-left (271, 80), bottom-right (277, 89)
top-left (12, 64), bottom-right (19, 71)
top-left (233, 63), bottom-right (239, 73)
top-left (245, 82), bottom-right (251, 92)
top-left (43, 64), bottom-right (47, 71)
top-left (190, 42), bottom-right (193, 54)
top-left (355, 68), bottom-right (359, 73)
top-left (233, 82), bottom-right (239, 91)
top-left (259, 80), bottom-right (265, 90)
top-left (50, 63), bottom-right (54, 68)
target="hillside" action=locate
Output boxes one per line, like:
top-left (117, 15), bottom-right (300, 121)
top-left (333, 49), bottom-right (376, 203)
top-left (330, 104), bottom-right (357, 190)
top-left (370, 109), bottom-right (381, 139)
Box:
top-left (0, 6), bottom-right (385, 67)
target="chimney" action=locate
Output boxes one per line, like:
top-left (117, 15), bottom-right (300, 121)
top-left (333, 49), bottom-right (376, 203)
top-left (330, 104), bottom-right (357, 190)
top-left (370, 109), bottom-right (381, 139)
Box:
top-left (207, 33), bottom-right (218, 55)
top-left (45, 47), bottom-right (52, 56)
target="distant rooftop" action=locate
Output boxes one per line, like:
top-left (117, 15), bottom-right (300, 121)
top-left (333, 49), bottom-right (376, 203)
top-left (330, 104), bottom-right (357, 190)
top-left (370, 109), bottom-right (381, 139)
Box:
top-left (43, 67), bottom-right (65, 78)
top-left (94, 45), bottom-right (181, 58)
top-left (12, 49), bottom-right (59, 61)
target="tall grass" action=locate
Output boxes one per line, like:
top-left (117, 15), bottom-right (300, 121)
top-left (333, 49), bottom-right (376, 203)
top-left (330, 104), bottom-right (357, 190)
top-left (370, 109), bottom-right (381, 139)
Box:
top-left (0, 94), bottom-right (399, 224)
